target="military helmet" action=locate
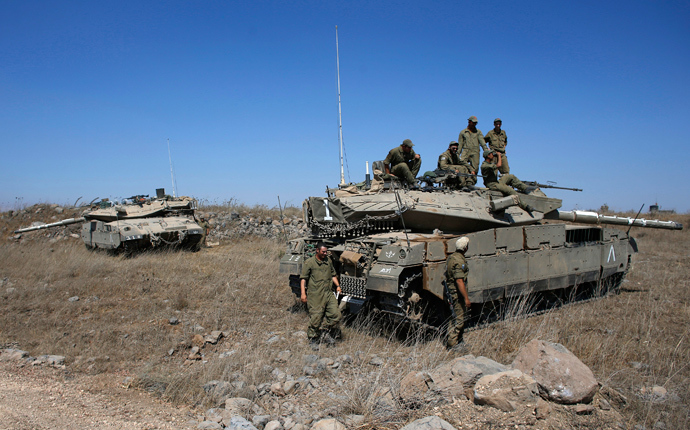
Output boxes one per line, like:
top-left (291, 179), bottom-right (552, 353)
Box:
top-left (456, 237), bottom-right (469, 252)
top-left (468, 115), bottom-right (478, 123)
top-left (402, 139), bottom-right (414, 147)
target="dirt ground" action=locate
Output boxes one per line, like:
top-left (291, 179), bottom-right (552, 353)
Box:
top-left (0, 361), bottom-right (194, 430)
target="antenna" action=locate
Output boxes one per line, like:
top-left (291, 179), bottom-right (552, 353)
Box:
top-left (167, 138), bottom-right (177, 198)
top-left (335, 25), bottom-right (346, 186)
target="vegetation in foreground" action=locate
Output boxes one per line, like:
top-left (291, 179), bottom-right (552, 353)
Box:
top-left (0, 206), bottom-right (688, 429)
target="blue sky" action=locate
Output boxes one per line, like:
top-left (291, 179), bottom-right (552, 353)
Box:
top-left (1, 0), bottom-right (688, 213)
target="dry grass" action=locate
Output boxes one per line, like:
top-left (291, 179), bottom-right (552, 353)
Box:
top-left (0, 209), bottom-right (688, 429)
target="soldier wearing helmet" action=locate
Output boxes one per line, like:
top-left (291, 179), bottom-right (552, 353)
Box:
top-left (458, 116), bottom-right (488, 185)
top-left (445, 236), bottom-right (471, 351)
top-left (484, 118), bottom-right (509, 174)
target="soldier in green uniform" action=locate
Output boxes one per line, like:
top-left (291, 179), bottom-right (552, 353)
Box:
top-left (437, 141), bottom-right (471, 188)
top-left (484, 118), bottom-right (509, 174)
top-left (197, 216), bottom-right (210, 249)
top-left (446, 236), bottom-right (470, 351)
top-left (384, 139), bottom-right (422, 187)
top-left (300, 242), bottom-right (342, 349)
top-left (458, 116), bottom-right (488, 185)
top-left (481, 151), bottom-right (535, 212)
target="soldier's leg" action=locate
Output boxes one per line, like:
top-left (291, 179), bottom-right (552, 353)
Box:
top-left (501, 174), bottom-right (527, 193)
top-left (493, 180), bottom-right (517, 196)
top-left (392, 163), bottom-right (417, 185)
top-left (323, 293), bottom-right (343, 339)
top-left (498, 153), bottom-right (510, 174)
top-left (306, 291), bottom-right (327, 340)
top-left (446, 284), bottom-right (466, 347)
top-left (410, 158), bottom-right (422, 178)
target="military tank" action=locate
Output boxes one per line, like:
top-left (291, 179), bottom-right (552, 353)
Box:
top-left (14, 189), bottom-right (205, 253)
top-left (280, 167), bottom-right (683, 330)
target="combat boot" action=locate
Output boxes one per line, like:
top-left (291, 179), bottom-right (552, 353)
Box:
top-left (320, 330), bottom-right (336, 346)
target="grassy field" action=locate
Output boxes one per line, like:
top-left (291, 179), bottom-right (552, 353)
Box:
top-left (0, 206), bottom-right (687, 429)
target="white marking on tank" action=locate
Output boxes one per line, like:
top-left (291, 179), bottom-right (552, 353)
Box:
top-left (385, 250), bottom-right (395, 258)
top-left (379, 267), bottom-right (392, 274)
top-left (322, 199), bottom-right (333, 221)
top-left (607, 245), bottom-right (616, 263)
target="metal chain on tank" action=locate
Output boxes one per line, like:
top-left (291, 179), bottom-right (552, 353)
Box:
top-left (310, 207), bottom-right (408, 236)
top-left (149, 230), bottom-right (187, 245)
top-left (398, 272), bottom-right (423, 298)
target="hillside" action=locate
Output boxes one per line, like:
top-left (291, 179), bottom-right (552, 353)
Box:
top-left (1, 204), bottom-right (688, 429)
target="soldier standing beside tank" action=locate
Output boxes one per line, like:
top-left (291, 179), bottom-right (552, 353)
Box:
top-left (384, 139), bottom-right (422, 188)
top-left (446, 236), bottom-right (470, 351)
top-left (458, 116), bottom-right (488, 185)
top-left (438, 141), bottom-right (471, 189)
top-left (198, 216), bottom-right (210, 249)
top-left (484, 118), bottom-right (509, 174)
top-left (300, 243), bottom-right (342, 350)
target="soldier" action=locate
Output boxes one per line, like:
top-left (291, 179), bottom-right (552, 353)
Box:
top-left (300, 242), bottom-right (342, 350)
top-left (446, 236), bottom-right (470, 351)
top-left (384, 139), bottom-right (422, 187)
top-left (197, 216), bottom-right (210, 249)
top-left (458, 116), bottom-right (488, 185)
top-left (481, 151), bottom-right (535, 212)
top-left (437, 141), bottom-right (471, 188)
top-left (484, 118), bottom-right (509, 174)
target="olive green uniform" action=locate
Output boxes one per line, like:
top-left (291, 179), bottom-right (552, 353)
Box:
top-left (437, 149), bottom-right (470, 187)
top-left (384, 146), bottom-right (421, 185)
top-left (458, 128), bottom-right (487, 184)
top-left (484, 129), bottom-right (509, 174)
top-left (198, 220), bottom-right (210, 249)
top-left (446, 251), bottom-right (468, 347)
top-left (480, 160), bottom-right (528, 196)
top-left (300, 255), bottom-right (341, 340)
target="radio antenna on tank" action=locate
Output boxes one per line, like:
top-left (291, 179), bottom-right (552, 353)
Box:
top-left (336, 25), bottom-right (346, 186)
top-left (167, 138), bottom-right (177, 198)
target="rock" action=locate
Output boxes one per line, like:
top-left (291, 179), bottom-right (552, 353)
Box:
top-left (640, 385), bottom-right (668, 402)
top-left (535, 398), bottom-right (551, 419)
top-left (600, 385), bottom-right (627, 408)
top-left (343, 415), bottom-right (365, 427)
top-left (220, 350), bottom-right (236, 358)
top-left (265, 421), bottom-right (283, 430)
top-left (399, 371), bottom-right (433, 403)
top-left (267, 335), bottom-right (282, 344)
top-left (225, 397), bottom-right (265, 417)
top-left (272, 368), bottom-right (287, 381)
top-left (275, 350), bottom-right (292, 363)
top-left (511, 339), bottom-right (598, 404)
top-left (292, 331), bottom-right (307, 339)
top-left (169, 317), bottom-right (179, 325)
top-left (1, 348), bottom-right (29, 361)
top-left (225, 416), bottom-right (260, 430)
top-left (68, 296), bottom-right (79, 302)
top-left (271, 382), bottom-right (286, 396)
top-left (473, 369), bottom-right (539, 412)
top-left (574, 404), bottom-right (595, 415)
top-left (430, 355), bottom-right (509, 400)
top-left (400, 415), bottom-right (457, 430)
top-left (599, 398), bottom-right (612, 410)
top-left (336, 354), bottom-right (352, 364)
top-left (310, 418), bottom-right (346, 430)
top-left (283, 379), bottom-right (300, 395)
top-left (193, 334), bottom-right (206, 347)
top-left (252, 415), bottom-right (271, 428)
top-left (43, 355), bottom-right (65, 366)
top-left (205, 331), bottom-right (223, 344)
top-left (55, 206), bottom-right (64, 214)
top-left (197, 420), bottom-right (223, 429)
top-left (203, 380), bottom-right (233, 399)
top-left (369, 356), bottom-right (384, 366)
top-left (205, 408), bottom-right (225, 423)
top-left (188, 346), bottom-right (202, 360)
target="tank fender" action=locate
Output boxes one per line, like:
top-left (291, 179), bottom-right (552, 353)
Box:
top-left (376, 242), bottom-right (425, 266)
top-left (368, 264), bottom-right (404, 294)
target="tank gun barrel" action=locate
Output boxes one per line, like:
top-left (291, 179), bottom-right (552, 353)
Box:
top-left (14, 217), bottom-right (86, 234)
top-left (553, 210), bottom-right (682, 230)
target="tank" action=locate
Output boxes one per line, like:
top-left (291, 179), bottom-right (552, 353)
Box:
top-left (14, 191), bottom-right (205, 253)
top-left (280, 168), bottom-right (683, 330)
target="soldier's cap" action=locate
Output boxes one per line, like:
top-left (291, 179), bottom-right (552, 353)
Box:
top-left (402, 139), bottom-right (414, 147)
top-left (449, 141), bottom-right (459, 147)
top-left (484, 150), bottom-right (495, 159)
top-left (494, 118), bottom-right (502, 123)
top-left (468, 115), bottom-right (478, 123)
top-left (456, 236), bottom-right (469, 252)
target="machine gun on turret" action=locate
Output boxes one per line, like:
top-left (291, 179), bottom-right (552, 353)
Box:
top-left (524, 181), bottom-right (583, 192)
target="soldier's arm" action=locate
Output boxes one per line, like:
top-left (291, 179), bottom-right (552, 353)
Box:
top-left (504, 132), bottom-right (507, 147)
top-left (300, 278), bottom-right (308, 303)
top-left (479, 131), bottom-right (488, 152)
top-left (496, 153), bottom-right (502, 168)
top-left (455, 278), bottom-right (470, 307)
top-left (384, 151), bottom-right (393, 174)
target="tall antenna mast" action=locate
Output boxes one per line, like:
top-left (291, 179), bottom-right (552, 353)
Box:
top-left (335, 25), bottom-right (346, 186)
top-left (167, 138), bottom-right (177, 198)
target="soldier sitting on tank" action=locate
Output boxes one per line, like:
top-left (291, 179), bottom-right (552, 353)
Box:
top-left (437, 141), bottom-right (472, 189)
top-left (481, 151), bottom-right (536, 211)
top-left (384, 139), bottom-right (421, 188)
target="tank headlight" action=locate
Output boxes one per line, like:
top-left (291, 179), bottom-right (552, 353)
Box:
top-left (399, 249), bottom-right (407, 259)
